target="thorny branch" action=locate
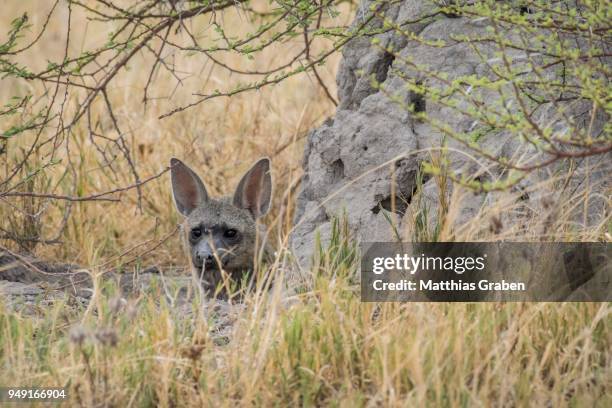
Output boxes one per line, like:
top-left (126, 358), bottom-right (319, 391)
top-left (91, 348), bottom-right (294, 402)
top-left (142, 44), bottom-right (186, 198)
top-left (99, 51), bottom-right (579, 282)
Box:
top-left (0, 0), bottom-right (358, 249)
top-left (371, 0), bottom-right (611, 192)
top-left (1, 0), bottom-right (609, 250)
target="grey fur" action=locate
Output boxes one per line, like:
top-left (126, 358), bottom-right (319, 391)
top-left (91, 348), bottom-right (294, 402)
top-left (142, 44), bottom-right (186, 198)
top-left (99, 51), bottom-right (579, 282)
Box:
top-left (170, 157), bottom-right (273, 297)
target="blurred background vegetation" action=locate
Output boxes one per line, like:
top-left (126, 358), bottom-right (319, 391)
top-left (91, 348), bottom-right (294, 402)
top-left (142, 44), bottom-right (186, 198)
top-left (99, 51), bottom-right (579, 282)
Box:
top-left (0, 0), bottom-right (357, 265)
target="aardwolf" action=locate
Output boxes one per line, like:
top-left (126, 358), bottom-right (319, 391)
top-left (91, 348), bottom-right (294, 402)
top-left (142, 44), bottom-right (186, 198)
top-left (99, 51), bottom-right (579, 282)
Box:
top-left (170, 157), bottom-right (272, 296)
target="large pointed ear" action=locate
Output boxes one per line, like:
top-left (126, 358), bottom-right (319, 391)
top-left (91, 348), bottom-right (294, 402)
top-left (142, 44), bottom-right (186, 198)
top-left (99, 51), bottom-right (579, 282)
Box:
top-left (170, 158), bottom-right (209, 216)
top-left (233, 157), bottom-right (272, 218)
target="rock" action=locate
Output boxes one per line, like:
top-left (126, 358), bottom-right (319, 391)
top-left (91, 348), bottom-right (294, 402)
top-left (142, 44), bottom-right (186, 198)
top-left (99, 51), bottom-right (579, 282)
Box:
top-left (0, 280), bottom-right (64, 315)
top-left (291, 0), bottom-right (610, 272)
top-left (0, 280), bottom-right (44, 296)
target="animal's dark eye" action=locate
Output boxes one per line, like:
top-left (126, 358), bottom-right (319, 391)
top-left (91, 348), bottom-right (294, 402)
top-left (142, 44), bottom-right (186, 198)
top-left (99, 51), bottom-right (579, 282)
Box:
top-left (224, 228), bottom-right (238, 238)
top-left (190, 227), bottom-right (202, 240)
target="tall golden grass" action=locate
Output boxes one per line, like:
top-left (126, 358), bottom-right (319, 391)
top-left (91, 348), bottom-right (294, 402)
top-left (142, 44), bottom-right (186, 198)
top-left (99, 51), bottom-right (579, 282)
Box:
top-left (1, 0), bottom-right (343, 265)
top-left (0, 2), bottom-right (610, 406)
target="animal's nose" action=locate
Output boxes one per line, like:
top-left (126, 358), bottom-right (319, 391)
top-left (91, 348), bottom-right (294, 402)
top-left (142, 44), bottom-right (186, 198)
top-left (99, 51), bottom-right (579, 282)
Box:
top-left (196, 253), bottom-right (214, 264)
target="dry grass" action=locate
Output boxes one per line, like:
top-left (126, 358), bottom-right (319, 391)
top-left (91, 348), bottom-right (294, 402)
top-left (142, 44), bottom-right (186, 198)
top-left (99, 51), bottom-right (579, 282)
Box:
top-left (1, 0), bottom-right (341, 265)
top-left (1, 277), bottom-right (610, 406)
top-left (0, 2), bottom-right (610, 407)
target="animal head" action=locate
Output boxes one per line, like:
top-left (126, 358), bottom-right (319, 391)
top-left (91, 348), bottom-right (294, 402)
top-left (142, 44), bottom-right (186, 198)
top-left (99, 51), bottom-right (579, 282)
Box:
top-left (170, 157), bottom-right (272, 276)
